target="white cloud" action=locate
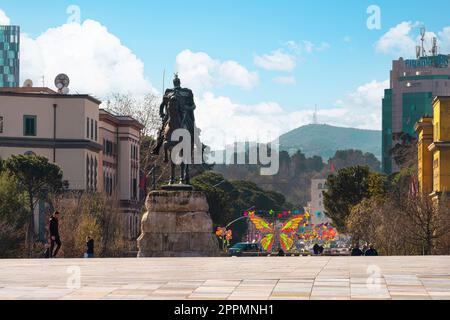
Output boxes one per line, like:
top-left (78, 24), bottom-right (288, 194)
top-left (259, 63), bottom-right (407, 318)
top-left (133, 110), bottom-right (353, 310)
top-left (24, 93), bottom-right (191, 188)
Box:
top-left (253, 49), bottom-right (297, 72)
top-left (329, 79), bottom-right (389, 130)
top-left (195, 79), bottom-right (388, 149)
top-left (286, 40), bottom-right (331, 54)
top-left (196, 92), bottom-right (308, 149)
top-left (0, 9), bottom-right (10, 25)
top-left (20, 19), bottom-right (156, 97)
top-left (175, 49), bottom-right (259, 92)
top-left (219, 60), bottom-right (259, 90)
top-left (273, 76), bottom-right (296, 85)
top-left (376, 21), bottom-right (418, 57)
top-left (316, 42), bottom-right (331, 52)
top-left (375, 21), bottom-right (450, 58)
top-left (438, 27), bottom-right (450, 53)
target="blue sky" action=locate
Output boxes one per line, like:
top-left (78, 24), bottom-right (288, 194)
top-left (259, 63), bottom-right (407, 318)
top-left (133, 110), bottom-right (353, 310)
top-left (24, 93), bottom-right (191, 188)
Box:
top-left (2, 0), bottom-right (450, 145)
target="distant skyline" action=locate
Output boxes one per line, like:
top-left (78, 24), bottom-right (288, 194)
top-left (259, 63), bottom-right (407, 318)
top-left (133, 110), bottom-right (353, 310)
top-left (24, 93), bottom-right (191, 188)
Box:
top-left (1, 0), bottom-right (450, 147)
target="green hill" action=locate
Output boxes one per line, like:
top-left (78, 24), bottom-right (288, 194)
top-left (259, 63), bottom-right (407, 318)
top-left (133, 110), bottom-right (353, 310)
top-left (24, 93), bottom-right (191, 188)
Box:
top-left (278, 124), bottom-right (381, 160)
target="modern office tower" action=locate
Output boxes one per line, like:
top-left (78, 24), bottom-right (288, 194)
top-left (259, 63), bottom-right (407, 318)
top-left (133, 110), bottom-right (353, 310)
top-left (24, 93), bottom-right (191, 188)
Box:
top-left (0, 25), bottom-right (20, 87)
top-left (382, 29), bottom-right (450, 174)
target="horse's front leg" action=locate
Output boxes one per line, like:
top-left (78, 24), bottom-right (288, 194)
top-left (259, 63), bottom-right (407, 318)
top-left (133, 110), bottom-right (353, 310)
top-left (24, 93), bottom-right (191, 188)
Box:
top-left (163, 142), bottom-right (169, 163)
top-left (184, 163), bottom-right (190, 185)
top-left (180, 163), bottom-right (186, 184)
top-left (169, 159), bottom-right (175, 185)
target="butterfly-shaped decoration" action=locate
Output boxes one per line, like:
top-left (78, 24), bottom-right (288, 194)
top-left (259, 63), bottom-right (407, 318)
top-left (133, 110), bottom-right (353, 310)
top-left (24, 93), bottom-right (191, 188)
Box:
top-left (248, 212), bottom-right (306, 252)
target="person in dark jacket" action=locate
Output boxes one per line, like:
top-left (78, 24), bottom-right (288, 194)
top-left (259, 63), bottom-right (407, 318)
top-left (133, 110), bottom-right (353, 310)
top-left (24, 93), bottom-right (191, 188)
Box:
top-left (313, 243), bottom-right (320, 255)
top-left (85, 236), bottom-right (94, 258)
top-left (364, 244), bottom-right (379, 256)
top-left (351, 244), bottom-right (363, 256)
top-left (318, 245), bottom-right (324, 255)
top-left (49, 211), bottom-right (61, 257)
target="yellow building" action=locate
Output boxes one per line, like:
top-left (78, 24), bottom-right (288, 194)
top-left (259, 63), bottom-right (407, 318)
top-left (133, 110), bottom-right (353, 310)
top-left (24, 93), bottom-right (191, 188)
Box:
top-left (416, 96), bottom-right (450, 201)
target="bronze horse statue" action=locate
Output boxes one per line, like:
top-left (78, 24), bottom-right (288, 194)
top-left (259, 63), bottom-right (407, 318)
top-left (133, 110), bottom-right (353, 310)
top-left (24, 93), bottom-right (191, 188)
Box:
top-left (153, 74), bottom-right (197, 186)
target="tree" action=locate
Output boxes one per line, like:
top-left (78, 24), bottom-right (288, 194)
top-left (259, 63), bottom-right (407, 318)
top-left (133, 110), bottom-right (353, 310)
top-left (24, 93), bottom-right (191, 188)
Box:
top-left (328, 149), bottom-right (381, 172)
top-left (5, 155), bottom-right (66, 255)
top-left (105, 92), bottom-right (161, 137)
top-left (323, 166), bottom-right (387, 232)
top-left (51, 192), bottom-right (125, 258)
top-left (192, 171), bottom-right (291, 244)
top-left (0, 172), bottom-right (28, 257)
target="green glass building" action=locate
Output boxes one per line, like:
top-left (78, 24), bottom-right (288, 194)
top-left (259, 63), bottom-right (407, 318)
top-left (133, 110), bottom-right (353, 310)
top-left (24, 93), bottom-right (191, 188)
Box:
top-left (381, 55), bottom-right (450, 174)
top-left (0, 25), bottom-right (20, 87)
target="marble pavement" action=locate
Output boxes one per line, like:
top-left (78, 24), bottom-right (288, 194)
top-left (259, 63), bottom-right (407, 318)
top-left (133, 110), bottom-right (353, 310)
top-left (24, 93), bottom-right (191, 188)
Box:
top-left (0, 256), bottom-right (450, 300)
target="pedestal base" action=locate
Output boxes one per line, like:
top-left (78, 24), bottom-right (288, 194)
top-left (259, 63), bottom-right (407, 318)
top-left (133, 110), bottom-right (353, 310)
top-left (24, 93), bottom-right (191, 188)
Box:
top-left (137, 190), bottom-right (219, 257)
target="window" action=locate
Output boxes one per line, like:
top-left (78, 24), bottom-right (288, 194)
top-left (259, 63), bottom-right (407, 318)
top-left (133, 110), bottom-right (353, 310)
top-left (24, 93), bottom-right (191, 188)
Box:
top-left (86, 117), bottom-right (90, 138)
top-left (86, 155), bottom-right (90, 190)
top-left (0, 116), bottom-right (3, 133)
top-left (94, 121), bottom-right (98, 141)
top-left (94, 158), bottom-right (98, 190)
top-left (90, 119), bottom-right (94, 140)
top-left (23, 115), bottom-right (37, 136)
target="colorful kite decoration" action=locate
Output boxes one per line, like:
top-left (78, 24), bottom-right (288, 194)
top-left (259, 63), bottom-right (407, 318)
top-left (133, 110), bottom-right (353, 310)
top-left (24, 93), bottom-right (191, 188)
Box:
top-left (248, 212), bottom-right (307, 252)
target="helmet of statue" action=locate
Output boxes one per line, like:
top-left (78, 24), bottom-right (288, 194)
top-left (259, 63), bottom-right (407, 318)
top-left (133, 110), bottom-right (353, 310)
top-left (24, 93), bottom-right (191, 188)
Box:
top-left (173, 73), bottom-right (181, 88)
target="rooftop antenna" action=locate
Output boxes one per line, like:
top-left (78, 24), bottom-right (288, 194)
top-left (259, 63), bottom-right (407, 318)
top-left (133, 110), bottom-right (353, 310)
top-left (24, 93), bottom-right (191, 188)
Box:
top-left (416, 46), bottom-right (421, 59)
top-left (420, 26), bottom-right (427, 57)
top-left (432, 37), bottom-right (438, 56)
top-left (313, 105), bottom-right (318, 125)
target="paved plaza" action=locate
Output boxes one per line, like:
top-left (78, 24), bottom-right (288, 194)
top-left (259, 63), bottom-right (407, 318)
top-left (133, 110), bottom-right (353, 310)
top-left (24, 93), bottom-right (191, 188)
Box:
top-left (1, 256), bottom-right (450, 300)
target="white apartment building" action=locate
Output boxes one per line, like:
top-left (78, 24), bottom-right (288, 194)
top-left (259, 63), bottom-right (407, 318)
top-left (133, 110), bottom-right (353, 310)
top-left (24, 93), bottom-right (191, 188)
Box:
top-left (306, 179), bottom-right (332, 226)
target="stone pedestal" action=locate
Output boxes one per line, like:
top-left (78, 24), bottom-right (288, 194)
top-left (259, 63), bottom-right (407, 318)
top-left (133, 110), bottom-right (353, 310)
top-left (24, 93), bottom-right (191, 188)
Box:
top-left (137, 190), bottom-right (219, 257)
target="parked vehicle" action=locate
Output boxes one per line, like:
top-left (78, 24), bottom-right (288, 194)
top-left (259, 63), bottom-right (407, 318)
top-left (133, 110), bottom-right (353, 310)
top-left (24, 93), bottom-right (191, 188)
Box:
top-left (229, 242), bottom-right (264, 256)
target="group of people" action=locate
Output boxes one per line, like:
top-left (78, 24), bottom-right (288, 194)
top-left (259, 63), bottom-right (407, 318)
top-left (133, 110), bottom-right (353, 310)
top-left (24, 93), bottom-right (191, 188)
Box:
top-left (43, 211), bottom-right (95, 258)
top-left (351, 243), bottom-right (378, 256)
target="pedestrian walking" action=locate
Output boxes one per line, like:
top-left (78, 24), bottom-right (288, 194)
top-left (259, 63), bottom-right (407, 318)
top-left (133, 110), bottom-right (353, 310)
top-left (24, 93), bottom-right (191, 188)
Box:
top-left (49, 211), bottom-right (61, 258)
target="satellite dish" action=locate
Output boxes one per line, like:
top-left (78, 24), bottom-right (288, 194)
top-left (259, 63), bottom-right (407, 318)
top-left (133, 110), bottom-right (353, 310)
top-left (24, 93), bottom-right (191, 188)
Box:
top-left (23, 79), bottom-right (33, 88)
top-left (54, 73), bottom-right (70, 93)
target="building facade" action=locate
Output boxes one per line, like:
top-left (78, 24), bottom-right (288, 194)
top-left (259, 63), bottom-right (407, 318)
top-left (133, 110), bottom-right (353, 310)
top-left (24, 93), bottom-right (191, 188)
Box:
top-left (306, 179), bottom-right (331, 226)
top-left (0, 86), bottom-right (144, 240)
top-left (98, 109), bottom-right (143, 240)
top-left (0, 25), bottom-right (20, 87)
top-left (382, 54), bottom-right (450, 174)
top-left (415, 96), bottom-right (450, 202)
